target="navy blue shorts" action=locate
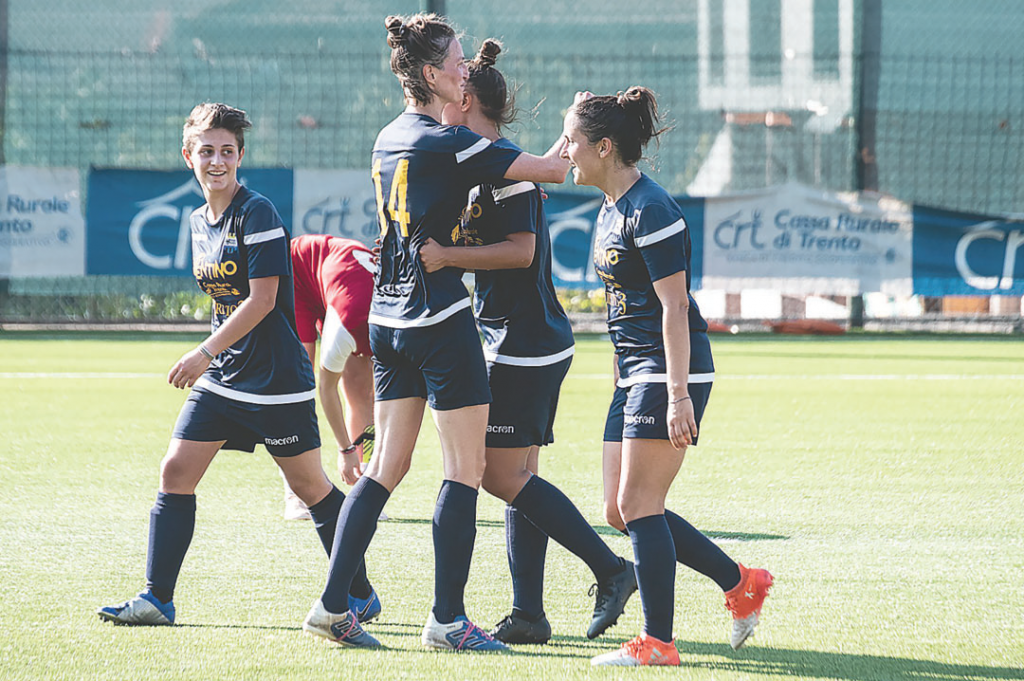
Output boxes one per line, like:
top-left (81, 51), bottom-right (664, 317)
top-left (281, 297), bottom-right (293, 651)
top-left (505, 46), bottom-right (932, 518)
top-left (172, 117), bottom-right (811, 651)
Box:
top-left (603, 381), bottom-right (713, 444)
top-left (485, 356), bottom-right (572, 449)
top-left (370, 308), bottom-right (491, 411)
top-left (172, 389), bottom-right (321, 457)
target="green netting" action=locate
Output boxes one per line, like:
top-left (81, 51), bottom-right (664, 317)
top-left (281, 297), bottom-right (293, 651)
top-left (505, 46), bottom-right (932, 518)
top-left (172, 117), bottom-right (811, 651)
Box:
top-left (2, 0), bottom-right (1023, 321)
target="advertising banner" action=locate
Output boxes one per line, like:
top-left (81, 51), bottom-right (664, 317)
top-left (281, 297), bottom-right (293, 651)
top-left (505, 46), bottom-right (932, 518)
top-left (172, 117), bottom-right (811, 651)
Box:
top-left (86, 168), bottom-right (292, 276)
top-left (0, 167), bottom-right (85, 277)
top-left (912, 205), bottom-right (1024, 295)
top-left (700, 182), bottom-right (913, 295)
top-left (291, 169), bottom-right (378, 246)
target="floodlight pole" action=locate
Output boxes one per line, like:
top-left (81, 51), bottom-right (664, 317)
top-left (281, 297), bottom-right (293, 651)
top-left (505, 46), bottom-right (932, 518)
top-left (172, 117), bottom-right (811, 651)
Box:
top-left (851, 0), bottom-right (882, 328)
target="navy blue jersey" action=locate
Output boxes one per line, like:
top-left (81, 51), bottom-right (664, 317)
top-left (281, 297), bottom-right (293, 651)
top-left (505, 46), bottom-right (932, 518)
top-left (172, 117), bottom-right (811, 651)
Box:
top-left (455, 137), bottom-right (574, 366)
top-left (592, 174), bottom-right (714, 386)
top-left (189, 186), bottom-right (316, 404)
top-left (369, 113), bottom-right (521, 328)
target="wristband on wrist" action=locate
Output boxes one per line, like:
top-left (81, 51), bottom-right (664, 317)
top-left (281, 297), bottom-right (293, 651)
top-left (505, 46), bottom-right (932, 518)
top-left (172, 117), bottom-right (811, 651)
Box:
top-left (671, 395), bottom-right (692, 405)
top-left (198, 344), bottom-right (215, 360)
top-left (341, 444), bottom-right (359, 455)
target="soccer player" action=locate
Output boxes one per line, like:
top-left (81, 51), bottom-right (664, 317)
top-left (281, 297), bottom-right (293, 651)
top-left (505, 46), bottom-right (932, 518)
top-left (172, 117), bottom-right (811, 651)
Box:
top-left (559, 88), bottom-right (774, 667)
top-left (282, 233), bottom-right (378, 521)
top-left (420, 38), bottom-right (637, 645)
top-left (96, 104), bottom-right (377, 637)
top-left (301, 14), bottom-right (568, 651)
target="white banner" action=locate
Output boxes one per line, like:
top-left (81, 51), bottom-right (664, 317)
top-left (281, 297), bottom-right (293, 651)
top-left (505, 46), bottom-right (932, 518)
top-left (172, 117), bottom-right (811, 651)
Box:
top-left (0, 167), bottom-right (85, 277)
top-left (701, 182), bottom-right (913, 295)
top-left (292, 169), bottom-right (378, 246)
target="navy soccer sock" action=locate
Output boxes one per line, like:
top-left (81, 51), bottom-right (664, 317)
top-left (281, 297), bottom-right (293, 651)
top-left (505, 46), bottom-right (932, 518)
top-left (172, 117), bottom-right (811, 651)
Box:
top-left (511, 475), bottom-right (621, 580)
top-left (145, 492), bottom-right (196, 604)
top-left (308, 486), bottom-right (373, 600)
top-left (665, 509), bottom-right (741, 591)
top-left (505, 504), bottom-right (548, 618)
top-left (431, 480), bottom-right (478, 624)
top-left (626, 514), bottom-right (676, 643)
top-left (320, 477), bottom-right (390, 613)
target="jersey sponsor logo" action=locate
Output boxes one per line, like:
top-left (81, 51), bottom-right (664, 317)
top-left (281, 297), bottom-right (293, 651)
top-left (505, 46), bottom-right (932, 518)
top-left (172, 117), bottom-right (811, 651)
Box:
top-left (623, 413), bottom-right (656, 426)
top-left (487, 424), bottom-right (515, 434)
top-left (193, 257), bottom-right (238, 280)
top-left (265, 434), bottom-right (300, 446)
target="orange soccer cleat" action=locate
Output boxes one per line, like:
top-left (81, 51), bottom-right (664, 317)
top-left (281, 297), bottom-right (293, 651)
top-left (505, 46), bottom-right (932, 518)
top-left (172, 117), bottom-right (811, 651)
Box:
top-left (591, 633), bottom-right (681, 667)
top-left (724, 563), bottom-right (774, 649)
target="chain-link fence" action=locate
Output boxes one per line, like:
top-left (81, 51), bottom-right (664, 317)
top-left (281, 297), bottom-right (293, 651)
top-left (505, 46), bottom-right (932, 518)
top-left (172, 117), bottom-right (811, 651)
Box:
top-left (2, 0), bottom-right (1023, 323)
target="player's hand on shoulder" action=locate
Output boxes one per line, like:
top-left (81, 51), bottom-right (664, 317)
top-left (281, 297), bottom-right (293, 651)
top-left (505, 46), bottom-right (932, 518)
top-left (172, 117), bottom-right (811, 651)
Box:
top-left (418, 237), bottom-right (448, 273)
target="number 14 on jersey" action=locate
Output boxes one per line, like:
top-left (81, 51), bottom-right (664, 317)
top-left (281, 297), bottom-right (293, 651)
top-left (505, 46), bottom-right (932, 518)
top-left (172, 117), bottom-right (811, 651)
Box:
top-left (372, 158), bottom-right (411, 238)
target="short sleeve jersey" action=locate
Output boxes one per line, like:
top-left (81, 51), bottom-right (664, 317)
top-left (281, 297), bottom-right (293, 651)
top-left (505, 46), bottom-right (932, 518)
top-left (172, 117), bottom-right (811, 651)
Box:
top-left (291, 233), bottom-right (375, 342)
top-left (454, 137), bottom-right (574, 365)
top-left (189, 186), bottom-right (315, 404)
top-left (592, 174), bottom-right (714, 384)
top-left (369, 112), bottom-right (520, 328)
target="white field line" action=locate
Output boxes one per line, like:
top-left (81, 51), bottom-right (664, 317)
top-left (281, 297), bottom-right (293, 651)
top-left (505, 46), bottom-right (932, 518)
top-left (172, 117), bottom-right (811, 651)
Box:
top-left (572, 373), bottom-right (1024, 381)
top-left (0, 372), bottom-right (163, 379)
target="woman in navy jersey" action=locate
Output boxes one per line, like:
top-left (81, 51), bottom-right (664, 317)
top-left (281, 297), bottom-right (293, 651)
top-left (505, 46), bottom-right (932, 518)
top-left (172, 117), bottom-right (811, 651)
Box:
top-left (418, 39), bottom-right (637, 645)
top-left (97, 103), bottom-right (377, 630)
top-left (303, 15), bottom-right (569, 652)
top-left (560, 89), bottom-right (774, 667)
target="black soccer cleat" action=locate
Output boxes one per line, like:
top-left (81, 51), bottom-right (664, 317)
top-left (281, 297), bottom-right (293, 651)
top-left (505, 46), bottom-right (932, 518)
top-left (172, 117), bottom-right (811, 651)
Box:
top-left (490, 610), bottom-right (552, 645)
top-left (586, 558), bottom-right (638, 639)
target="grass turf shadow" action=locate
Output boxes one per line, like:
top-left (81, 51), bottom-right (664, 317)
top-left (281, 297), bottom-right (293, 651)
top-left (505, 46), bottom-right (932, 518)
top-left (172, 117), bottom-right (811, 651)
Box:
top-left (674, 640), bottom-right (1024, 681)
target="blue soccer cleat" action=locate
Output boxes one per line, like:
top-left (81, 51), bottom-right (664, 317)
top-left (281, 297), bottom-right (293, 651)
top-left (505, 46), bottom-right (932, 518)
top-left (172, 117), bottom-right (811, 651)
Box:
top-left (97, 590), bottom-right (175, 626)
top-left (421, 612), bottom-right (509, 652)
top-left (303, 600), bottom-right (382, 648)
top-left (349, 589), bottom-right (382, 624)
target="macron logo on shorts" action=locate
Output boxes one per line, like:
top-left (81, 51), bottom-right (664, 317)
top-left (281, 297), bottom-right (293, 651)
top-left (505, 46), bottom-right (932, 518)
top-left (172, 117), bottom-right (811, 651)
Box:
top-left (487, 425), bottom-right (515, 434)
top-left (623, 414), bottom-right (657, 426)
top-left (265, 434), bottom-right (300, 446)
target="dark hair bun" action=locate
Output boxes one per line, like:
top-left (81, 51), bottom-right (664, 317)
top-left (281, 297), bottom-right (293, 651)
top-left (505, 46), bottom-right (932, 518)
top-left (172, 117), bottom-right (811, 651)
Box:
top-left (476, 38), bottom-right (503, 68)
top-left (385, 15), bottom-right (407, 48)
top-left (617, 86), bottom-right (646, 107)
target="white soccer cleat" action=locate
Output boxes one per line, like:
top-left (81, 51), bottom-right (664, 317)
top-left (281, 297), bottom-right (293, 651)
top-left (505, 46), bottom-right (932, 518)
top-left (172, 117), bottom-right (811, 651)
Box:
top-left (97, 591), bottom-right (175, 626)
top-left (421, 612), bottom-right (508, 652)
top-left (303, 600), bottom-right (381, 648)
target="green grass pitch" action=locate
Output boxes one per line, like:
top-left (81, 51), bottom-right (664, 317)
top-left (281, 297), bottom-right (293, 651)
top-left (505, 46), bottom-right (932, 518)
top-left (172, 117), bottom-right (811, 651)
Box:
top-left (1, 332), bottom-right (1022, 680)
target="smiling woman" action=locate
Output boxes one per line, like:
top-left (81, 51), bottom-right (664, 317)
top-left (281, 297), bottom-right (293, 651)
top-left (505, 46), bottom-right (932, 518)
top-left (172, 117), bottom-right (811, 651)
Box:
top-left (96, 102), bottom-right (379, 629)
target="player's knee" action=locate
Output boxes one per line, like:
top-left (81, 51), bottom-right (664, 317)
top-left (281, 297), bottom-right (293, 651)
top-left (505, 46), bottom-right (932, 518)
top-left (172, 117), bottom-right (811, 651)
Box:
top-left (159, 455), bottom-right (195, 493)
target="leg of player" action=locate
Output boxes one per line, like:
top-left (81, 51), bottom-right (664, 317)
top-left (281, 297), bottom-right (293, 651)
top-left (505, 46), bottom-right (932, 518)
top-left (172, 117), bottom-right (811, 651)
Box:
top-left (303, 396), bottom-right (423, 648)
top-left (275, 448), bottom-right (381, 622)
top-left (593, 437), bottom-right (684, 666)
top-left (483, 445), bottom-right (636, 643)
top-left (420, 404), bottom-right (506, 652)
top-left (97, 438), bottom-right (223, 626)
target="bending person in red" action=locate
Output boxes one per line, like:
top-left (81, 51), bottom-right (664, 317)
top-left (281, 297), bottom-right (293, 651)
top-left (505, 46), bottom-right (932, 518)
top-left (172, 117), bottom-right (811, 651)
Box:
top-left (283, 234), bottom-right (377, 520)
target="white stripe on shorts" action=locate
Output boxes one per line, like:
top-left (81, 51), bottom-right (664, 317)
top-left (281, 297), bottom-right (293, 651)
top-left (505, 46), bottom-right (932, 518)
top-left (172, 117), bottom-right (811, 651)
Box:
top-left (243, 227), bottom-right (286, 245)
top-left (194, 377), bottom-right (316, 405)
top-left (634, 218), bottom-right (686, 248)
top-left (484, 345), bottom-right (575, 367)
top-left (616, 371), bottom-right (715, 388)
top-left (368, 297), bottom-right (471, 329)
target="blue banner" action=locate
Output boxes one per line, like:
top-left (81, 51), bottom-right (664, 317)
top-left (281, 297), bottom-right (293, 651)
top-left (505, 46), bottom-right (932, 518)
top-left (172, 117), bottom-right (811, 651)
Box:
top-left (544, 191), bottom-right (705, 290)
top-left (86, 168), bottom-right (293, 276)
top-left (912, 204), bottom-right (1024, 295)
